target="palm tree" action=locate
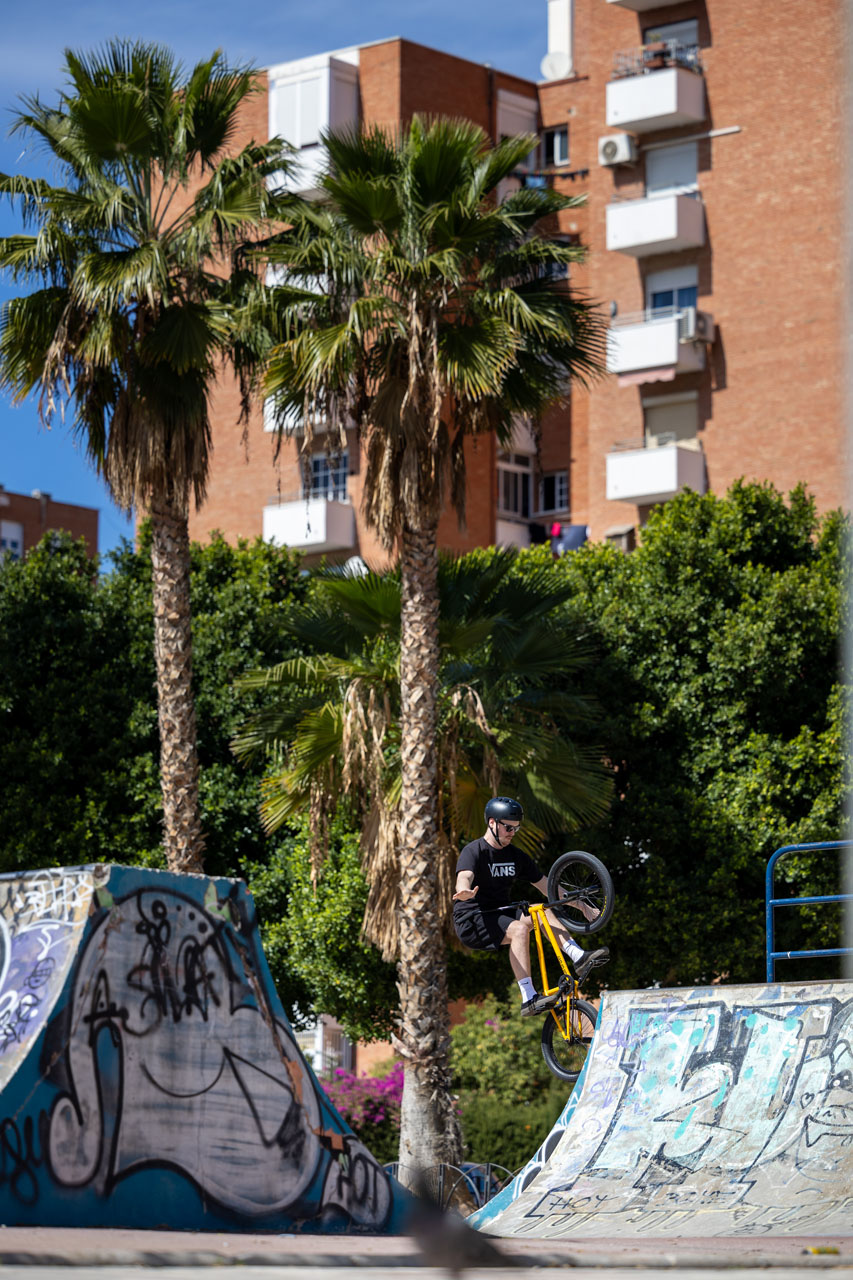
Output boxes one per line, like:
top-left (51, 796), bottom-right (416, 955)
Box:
top-left (0, 42), bottom-right (287, 873)
top-left (261, 117), bottom-right (606, 1166)
top-left (233, 548), bottom-right (612, 944)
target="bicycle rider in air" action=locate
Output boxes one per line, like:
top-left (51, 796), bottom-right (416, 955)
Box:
top-left (452, 796), bottom-right (610, 1016)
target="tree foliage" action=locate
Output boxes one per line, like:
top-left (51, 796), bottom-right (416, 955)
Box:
top-left (0, 534), bottom-right (154, 872)
top-left (1, 480), bottom-right (845, 1042)
top-left (0, 40), bottom-right (290, 872)
top-left (557, 481), bottom-right (848, 989)
top-left (262, 117), bottom-right (604, 549)
top-left (245, 813), bottom-right (399, 1042)
top-left (0, 530), bottom-right (306, 878)
top-left (450, 986), bottom-right (567, 1168)
top-left (232, 549), bottom-right (612, 960)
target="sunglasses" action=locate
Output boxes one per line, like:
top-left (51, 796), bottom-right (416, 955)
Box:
top-left (497, 820), bottom-right (520, 833)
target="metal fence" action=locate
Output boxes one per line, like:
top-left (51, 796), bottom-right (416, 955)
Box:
top-left (765, 840), bottom-right (853, 981)
top-left (613, 41), bottom-right (702, 78)
top-left (384, 1162), bottom-right (515, 1213)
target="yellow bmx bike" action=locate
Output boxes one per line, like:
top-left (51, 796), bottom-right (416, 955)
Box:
top-left (521, 850), bottom-right (614, 1083)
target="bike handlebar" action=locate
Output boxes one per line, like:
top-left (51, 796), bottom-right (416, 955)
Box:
top-left (467, 897), bottom-right (566, 915)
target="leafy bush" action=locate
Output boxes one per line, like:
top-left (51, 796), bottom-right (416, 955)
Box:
top-left (451, 987), bottom-right (570, 1170)
top-left (460, 1093), bottom-right (565, 1171)
top-left (451, 989), bottom-right (558, 1104)
top-left (324, 1063), bottom-right (404, 1165)
top-left (245, 812), bottom-right (399, 1040)
top-left (556, 481), bottom-right (850, 988)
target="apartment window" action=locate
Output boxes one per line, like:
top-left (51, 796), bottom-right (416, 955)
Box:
top-left (277, 76), bottom-right (323, 149)
top-left (543, 126), bottom-right (569, 167)
top-left (539, 234), bottom-right (575, 282)
top-left (307, 452), bottom-right (348, 500)
top-left (643, 393), bottom-right (698, 445)
top-left (646, 265), bottom-right (698, 316)
top-left (645, 141), bottom-right (698, 199)
top-left (0, 521), bottom-right (23, 561)
top-left (497, 89), bottom-right (539, 173)
top-left (497, 453), bottom-right (533, 519)
top-left (643, 19), bottom-right (699, 46)
top-left (539, 471), bottom-right (569, 513)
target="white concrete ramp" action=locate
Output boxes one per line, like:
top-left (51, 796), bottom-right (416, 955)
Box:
top-left (470, 980), bottom-right (853, 1238)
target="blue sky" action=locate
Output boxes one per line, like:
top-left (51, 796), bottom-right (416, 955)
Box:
top-left (0, 1), bottom-right (547, 557)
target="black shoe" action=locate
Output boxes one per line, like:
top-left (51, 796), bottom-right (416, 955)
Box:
top-left (574, 947), bottom-right (610, 985)
top-left (520, 991), bottom-right (561, 1017)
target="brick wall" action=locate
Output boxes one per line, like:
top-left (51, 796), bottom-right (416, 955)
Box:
top-left (571, 0), bottom-right (844, 539)
top-left (192, 14), bottom-right (846, 557)
top-left (0, 488), bottom-right (98, 558)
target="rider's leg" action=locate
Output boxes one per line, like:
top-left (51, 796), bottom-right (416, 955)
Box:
top-left (544, 907), bottom-right (609, 977)
top-left (503, 917), bottom-right (533, 976)
top-left (544, 907), bottom-right (583, 958)
top-left (502, 916), bottom-right (561, 1014)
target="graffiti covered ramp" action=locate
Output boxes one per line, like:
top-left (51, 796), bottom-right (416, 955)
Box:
top-left (470, 980), bottom-right (853, 1239)
top-left (0, 865), bottom-right (408, 1232)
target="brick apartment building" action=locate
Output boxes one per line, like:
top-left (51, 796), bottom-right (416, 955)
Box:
top-left (0, 486), bottom-right (98, 560)
top-left (190, 0), bottom-right (845, 562)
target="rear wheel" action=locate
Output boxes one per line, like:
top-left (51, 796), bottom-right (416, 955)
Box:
top-left (547, 850), bottom-right (614, 935)
top-left (541, 997), bottom-right (598, 1083)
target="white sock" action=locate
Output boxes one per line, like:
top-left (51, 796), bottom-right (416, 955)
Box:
top-left (562, 938), bottom-right (584, 964)
top-left (517, 977), bottom-right (537, 1002)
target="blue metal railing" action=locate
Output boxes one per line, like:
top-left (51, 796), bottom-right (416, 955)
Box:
top-left (765, 840), bottom-right (853, 981)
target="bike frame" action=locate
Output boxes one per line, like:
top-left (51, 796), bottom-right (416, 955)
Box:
top-left (528, 901), bottom-right (585, 1040)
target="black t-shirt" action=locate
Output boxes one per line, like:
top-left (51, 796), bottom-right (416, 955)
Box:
top-left (453, 837), bottom-right (544, 913)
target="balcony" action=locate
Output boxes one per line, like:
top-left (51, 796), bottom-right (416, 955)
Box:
top-left (263, 496), bottom-right (356, 554)
top-left (606, 439), bottom-right (706, 505)
top-left (605, 0), bottom-right (668, 9)
top-left (496, 519), bottom-right (532, 549)
top-left (607, 309), bottom-right (713, 385)
top-left (607, 46), bottom-right (705, 133)
top-left (606, 193), bottom-right (704, 257)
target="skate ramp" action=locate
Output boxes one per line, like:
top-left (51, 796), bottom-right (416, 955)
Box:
top-left (470, 980), bottom-right (853, 1238)
top-left (0, 864), bottom-right (407, 1232)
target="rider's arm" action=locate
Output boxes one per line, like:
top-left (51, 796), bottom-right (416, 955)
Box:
top-left (533, 875), bottom-right (549, 897)
top-left (452, 870), bottom-right (478, 902)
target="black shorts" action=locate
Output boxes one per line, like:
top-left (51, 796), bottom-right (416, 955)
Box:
top-left (453, 902), bottom-right (524, 952)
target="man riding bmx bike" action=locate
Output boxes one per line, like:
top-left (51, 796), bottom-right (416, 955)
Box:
top-left (452, 796), bottom-right (609, 1016)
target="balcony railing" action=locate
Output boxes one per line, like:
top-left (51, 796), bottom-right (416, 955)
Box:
top-left (606, 50), bottom-right (705, 132)
top-left (612, 41), bottom-right (703, 78)
top-left (605, 0), bottom-right (672, 11)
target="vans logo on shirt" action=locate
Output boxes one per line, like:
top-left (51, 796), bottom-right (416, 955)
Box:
top-left (489, 862), bottom-right (516, 877)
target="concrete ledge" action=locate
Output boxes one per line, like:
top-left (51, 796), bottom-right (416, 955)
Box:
top-left (0, 1228), bottom-right (851, 1268)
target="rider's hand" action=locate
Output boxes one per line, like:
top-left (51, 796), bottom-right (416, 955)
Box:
top-left (452, 887), bottom-right (479, 902)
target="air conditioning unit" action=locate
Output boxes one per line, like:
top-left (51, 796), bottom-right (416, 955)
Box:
top-left (678, 307), bottom-right (716, 344)
top-left (598, 133), bottom-right (638, 167)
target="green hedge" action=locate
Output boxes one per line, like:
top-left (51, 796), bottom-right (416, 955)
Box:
top-left (459, 1091), bottom-right (567, 1171)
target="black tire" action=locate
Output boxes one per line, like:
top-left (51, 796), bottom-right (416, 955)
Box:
top-left (546, 850), bottom-right (614, 936)
top-left (541, 997), bottom-right (598, 1083)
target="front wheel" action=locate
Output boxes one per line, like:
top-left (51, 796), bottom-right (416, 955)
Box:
top-left (541, 997), bottom-right (598, 1083)
top-left (547, 850), bottom-right (614, 935)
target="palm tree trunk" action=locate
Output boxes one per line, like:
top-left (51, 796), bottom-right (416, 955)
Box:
top-left (396, 522), bottom-right (461, 1174)
top-left (150, 498), bottom-right (206, 875)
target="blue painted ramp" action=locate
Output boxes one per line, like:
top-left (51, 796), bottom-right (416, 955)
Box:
top-left (0, 865), bottom-right (408, 1232)
top-left (471, 980), bottom-right (853, 1238)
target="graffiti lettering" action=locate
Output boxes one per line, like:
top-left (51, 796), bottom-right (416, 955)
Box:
top-left (44, 887), bottom-right (393, 1227)
top-left (473, 985), bottom-right (853, 1237)
top-left (0, 871), bottom-right (95, 1085)
top-left (0, 1114), bottom-right (44, 1206)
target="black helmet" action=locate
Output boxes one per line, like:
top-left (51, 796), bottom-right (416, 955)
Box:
top-left (484, 796), bottom-right (524, 825)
